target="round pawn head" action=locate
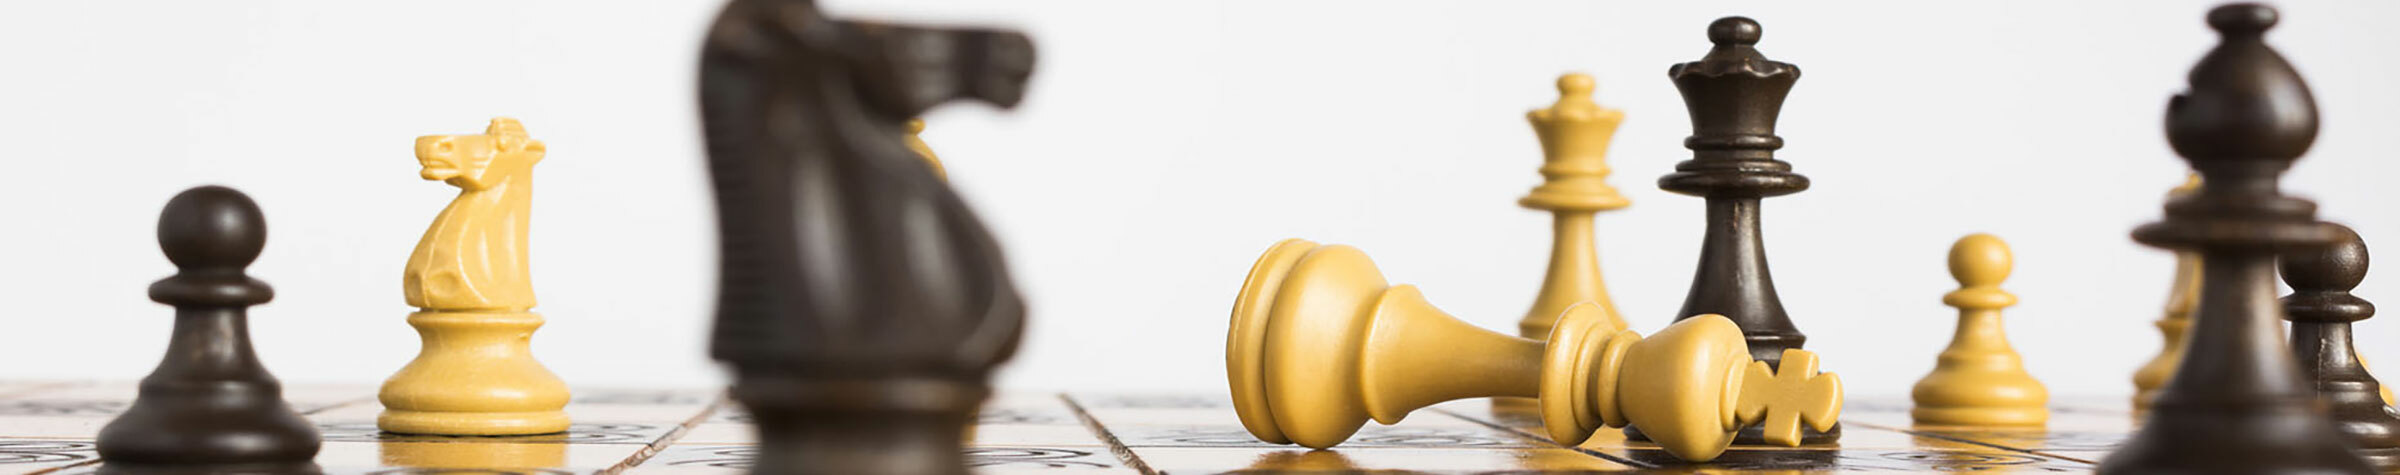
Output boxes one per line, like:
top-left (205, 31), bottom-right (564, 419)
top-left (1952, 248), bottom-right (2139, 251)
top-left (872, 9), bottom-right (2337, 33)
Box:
top-left (157, 185), bottom-right (266, 272)
top-left (1948, 233), bottom-right (2012, 288)
top-left (2282, 224), bottom-right (2368, 293)
top-left (1708, 16), bottom-right (1762, 46)
top-left (2209, 2), bottom-right (2277, 35)
top-left (2280, 223), bottom-right (2373, 325)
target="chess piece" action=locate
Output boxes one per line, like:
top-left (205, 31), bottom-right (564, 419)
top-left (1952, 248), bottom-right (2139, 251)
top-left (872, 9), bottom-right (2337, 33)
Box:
top-left (1651, 15), bottom-right (1838, 444)
top-left (698, 0), bottom-right (1034, 473)
top-left (900, 119), bottom-right (984, 440)
top-left (2368, 355), bottom-right (2399, 406)
top-left (97, 186), bottom-right (321, 472)
top-left (2098, 4), bottom-right (2373, 473)
top-left (2281, 223), bottom-right (2400, 469)
top-left (1226, 239), bottom-right (1841, 461)
top-left (1911, 233), bottom-right (2047, 426)
top-left (906, 119), bottom-right (946, 180)
top-left (1516, 73), bottom-right (1630, 339)
top-left (2132, 174), bottom-right (2202, 411)
top-left (379, 118), bottom-right (571, 435)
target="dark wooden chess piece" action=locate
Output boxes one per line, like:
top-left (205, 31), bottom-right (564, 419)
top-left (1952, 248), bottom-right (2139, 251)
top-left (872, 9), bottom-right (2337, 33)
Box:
top-left (96, 185), bottom-right (321, 474)
top-left (2282, 223), bottom-right (2400, 469)
top-left (1643, 15), bottom-right (1837, 444)
top-left (2098, 4), bottom-right (2373, 474)
top-left (697, 0), bottom-right (1032, 474)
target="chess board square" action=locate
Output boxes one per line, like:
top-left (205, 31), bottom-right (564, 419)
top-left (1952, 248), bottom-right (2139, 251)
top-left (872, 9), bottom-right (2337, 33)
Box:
top-left (570, 388), bottom-right (721, 407)
top-left (1107, 423), bottom-right (1543, 449)
top-left (312, 421), bottom-right (682, 445)
top-left (311, 440), bottom-right (645, 472)
top-left (0, 400), bottom-right (126, 419)
top-left (563, 401), bottom-right (721, 425)
top-left (632, 443), bottom-right (1133, 474)
top-left (1592, 446), bottom-right (2093, 473)
top-left (1064, 394), bottom-right (1231, 410)
top-left (1082, 406), bottom-right (1490, 431)
top-left (979, 395), bottom-right (1083, 426)
top-left (0, 439), bottom-right (98, 474)
top-left (1903, 427), bottom-right (2131, 452)
top-left (668, 423), bottom-right (755, 445)
top-left (0, 416), bottom-right (106, 439)
top-left (1129, 446), bottom-right (1635, 472)
top-left (968, 424), bottom-right (1114, 447)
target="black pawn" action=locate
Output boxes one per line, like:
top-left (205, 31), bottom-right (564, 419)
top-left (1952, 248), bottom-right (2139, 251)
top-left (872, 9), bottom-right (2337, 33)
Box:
top-left (97, 186), bottom-right (320, 473)
top-left (2282, 223), bottom-right (2400, 469)
top-left (2099, 4), bottom-right (2371, 474)
top-left (1651, 15), bottom-right (1837, 444)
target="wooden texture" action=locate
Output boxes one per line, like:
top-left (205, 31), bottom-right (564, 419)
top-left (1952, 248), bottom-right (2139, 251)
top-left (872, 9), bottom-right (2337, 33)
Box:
top-left (1658, 16), bottom-right (1809, 368)
top-left (95, 186), bottom-right (321, 472)
top-left (0, 383), bottom-right (2152, 473)
top-left (1226, 239), bottom-right (1840, 461)
top-left (1651, 16), bottom-right (1838, 445)
top-left (1517, 73), bottom-right (1631, 339)
top-left (381, 118), bottom-right (571, 436)
top-left (1910, 234), bottom-right (2048, 426)
top-left (2281, 223), bottom-right (2400, 469)
top-left (696, 0), bottom-right (1034, 473)
top-left (2100, 4), bottom-right (2371, 473)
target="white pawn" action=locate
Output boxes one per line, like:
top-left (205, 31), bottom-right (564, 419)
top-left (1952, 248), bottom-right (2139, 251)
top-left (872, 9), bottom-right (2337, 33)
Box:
top-left (1912, 233), bottom-right (2047, 426)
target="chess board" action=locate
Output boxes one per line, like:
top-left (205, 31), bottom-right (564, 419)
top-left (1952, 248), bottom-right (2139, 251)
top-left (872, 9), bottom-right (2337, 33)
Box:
top-left (0, 382), bottom-right (2132, 474)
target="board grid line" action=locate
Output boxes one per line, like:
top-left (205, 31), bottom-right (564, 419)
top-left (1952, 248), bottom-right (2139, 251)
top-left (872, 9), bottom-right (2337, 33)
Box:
top-left (1056, 393), bottom-right (1156, 475)
top-left (1427, 405), bottom-right (1657, 469)
top-left (1861, 421), bottom-right (2103, 465)
top-left (296, 396), bottom-right (376, 416)
top-left (603, 393), bottom-right (731, 474)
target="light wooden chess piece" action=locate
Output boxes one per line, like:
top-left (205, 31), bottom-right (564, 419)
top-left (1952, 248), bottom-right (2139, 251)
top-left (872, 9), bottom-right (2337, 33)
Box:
top-left (905, 118), bottom-right (985, 443)
top-left (1912, 233), bottom-right (2047, 426)
top-left (1518, 73), bottom-right (1630, 340)
top-left (1226, 239), bottom-right (1840, 461)
top-left (905, 118), bottom-right (946, 180)
top-left (2132, 174), bottom-right (2201, 411)
top-left (380, 117), bottom-right (571, 435)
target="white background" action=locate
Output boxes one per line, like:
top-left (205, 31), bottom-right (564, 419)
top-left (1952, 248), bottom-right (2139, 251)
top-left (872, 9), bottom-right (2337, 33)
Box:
top-left (2, 1), bottom-right (2397, 401)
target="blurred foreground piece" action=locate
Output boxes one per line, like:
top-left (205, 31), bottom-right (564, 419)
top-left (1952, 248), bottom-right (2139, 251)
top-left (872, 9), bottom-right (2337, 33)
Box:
top-left (2098, 4), bottom-right (2371, 474)
top-left (697, 0), bottom-right (1034, 473)
top-left (97, 186), bottom-right (321, 473)
top-left (2131, 174), bottom-right (2201, 411)
top-left (2280, 223), bottom-right (2400, 469)
top-left (1225, 239), bottom-right (1840, 462)
top-left (1910, 234), bottom-right (2047, 426)
top-left (1515, 73), bottom-right (1631, 339)
top-left (380, 118), bottom-right (571, 436)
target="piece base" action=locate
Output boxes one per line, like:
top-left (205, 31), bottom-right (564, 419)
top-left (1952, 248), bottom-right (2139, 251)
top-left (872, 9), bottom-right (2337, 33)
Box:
top-left (1911, 406), bottom-right (2048, 427)
top-left (378, 410), bottom-right (570, 436)
top-left (2363, 447), bottom-right (2400, 473)
top-left (2098, 400), bottom-right (2369, 474)
top-left (1623, 421), bottom-right (1842, 445)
